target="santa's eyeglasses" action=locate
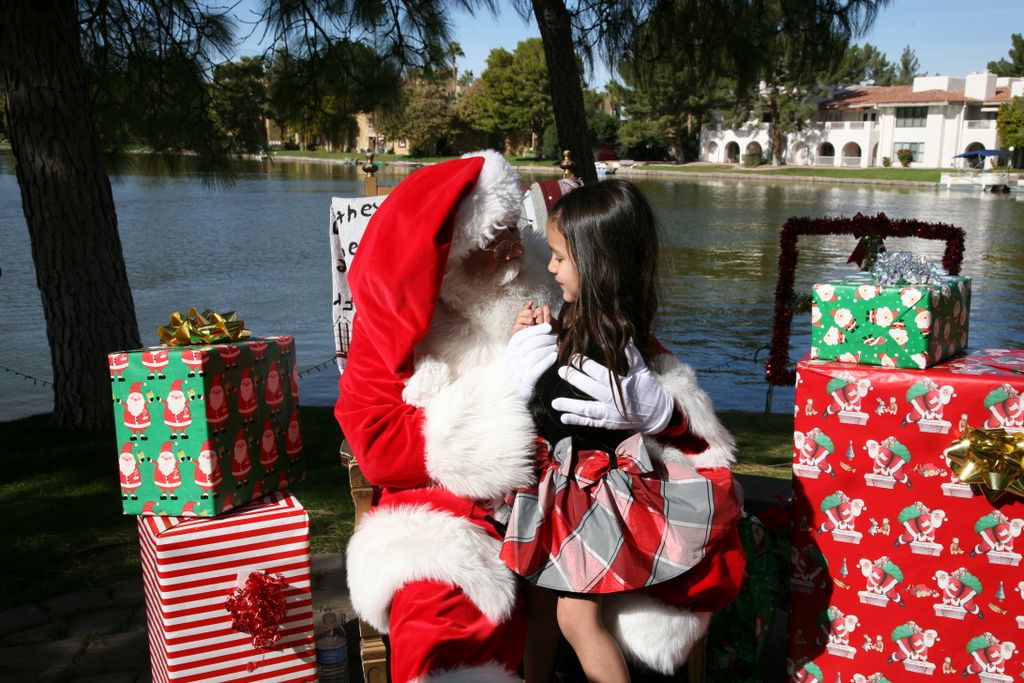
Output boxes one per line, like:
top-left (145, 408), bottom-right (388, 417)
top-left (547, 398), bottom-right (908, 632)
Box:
top-left (481, 227), bottom-right (523, 261)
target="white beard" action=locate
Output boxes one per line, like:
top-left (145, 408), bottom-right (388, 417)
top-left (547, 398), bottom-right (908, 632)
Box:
top-left (127, 395), bottom-right (145, 416)
top-left (157, 454), bottom-right (176, 475)
top-left (198, 456), bottom-right (213, 475)
top-left (120, 457), bottom-right (136, 476)
top-left (166, 391), bottom-right (186, 415)
top-left (422, 259), bottom-right (555, 377)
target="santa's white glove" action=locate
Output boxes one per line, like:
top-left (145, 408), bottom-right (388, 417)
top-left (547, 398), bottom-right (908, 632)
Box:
top-left (552, 342), bottom-right (674, 434)
top-left (504, 323), bottom-right (558, 401)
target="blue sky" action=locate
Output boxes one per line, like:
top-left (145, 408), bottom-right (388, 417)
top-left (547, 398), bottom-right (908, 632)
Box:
top-left (234, 1), bottom-right (1023, 88)
top-left (448, 1), bottom-right (1023, 88)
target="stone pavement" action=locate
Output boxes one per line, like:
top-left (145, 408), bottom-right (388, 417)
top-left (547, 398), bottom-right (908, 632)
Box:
top-left (0, 475), bottom-right (791, 683)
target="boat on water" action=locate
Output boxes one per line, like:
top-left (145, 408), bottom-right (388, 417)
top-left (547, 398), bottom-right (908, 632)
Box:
top-left (940, 149), bottom-right (1014, 192)
top-left (595, 161), bottom-right (617, 176)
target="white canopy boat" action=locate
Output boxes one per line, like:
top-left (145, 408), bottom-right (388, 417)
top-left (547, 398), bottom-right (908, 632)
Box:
top-left (940, 150), bottom-right (1013, 192)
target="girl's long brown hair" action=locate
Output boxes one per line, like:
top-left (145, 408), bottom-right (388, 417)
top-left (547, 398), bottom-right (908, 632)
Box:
top-left (548, 179), bottom-right (660, 414)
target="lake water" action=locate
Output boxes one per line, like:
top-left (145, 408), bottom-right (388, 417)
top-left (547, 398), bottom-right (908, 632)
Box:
top-left (2, 151), bottom-right (1023, 422)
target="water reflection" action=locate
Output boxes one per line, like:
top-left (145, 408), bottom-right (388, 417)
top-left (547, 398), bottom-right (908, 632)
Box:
top-left (2, 153), bottom-right (1022, 420)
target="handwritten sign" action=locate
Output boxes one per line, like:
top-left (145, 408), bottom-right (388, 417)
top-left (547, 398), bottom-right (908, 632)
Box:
top-left (329, 195), bottom-right (385, 373)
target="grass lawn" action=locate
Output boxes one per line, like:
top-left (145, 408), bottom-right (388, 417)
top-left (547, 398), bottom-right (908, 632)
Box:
top-left (0, 405), bottom-right (791, 612)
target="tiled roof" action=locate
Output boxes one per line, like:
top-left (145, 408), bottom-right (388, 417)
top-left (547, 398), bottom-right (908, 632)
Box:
top-left (823, 85), bottom-right (1012, 109)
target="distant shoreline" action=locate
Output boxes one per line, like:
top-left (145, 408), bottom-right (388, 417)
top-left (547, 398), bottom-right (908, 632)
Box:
top-left (269, 153), bottom-right (948, 189)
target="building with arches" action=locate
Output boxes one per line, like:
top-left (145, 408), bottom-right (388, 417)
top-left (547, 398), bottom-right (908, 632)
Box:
top-left (700, 72), bottom-right (1024, 168)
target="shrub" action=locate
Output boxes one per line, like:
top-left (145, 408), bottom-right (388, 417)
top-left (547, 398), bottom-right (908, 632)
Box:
top-left (881, 156), bottom-right (892, 168)
top-left (896, 148), bottom-right (914, 167)
top-left (741, 153), bottom-right (762, 167)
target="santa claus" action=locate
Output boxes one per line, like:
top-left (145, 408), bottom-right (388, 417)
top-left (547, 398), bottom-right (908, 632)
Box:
top-left (264, 360), bottom-right (284, 413)
top-left (258, 419), bottom-right (279, 472)
top-left (180, 348), bottom-right (207, 377)
top-left (154, 442), bottom-right (182, 499)
top-left (194, 440), bottom-right (221, 499)
top-left (236, 368), bottom-right (258, 424)
top-left (337, 152), bottom-right (743, 682)
top-left (161, 379), bottom-right (192, 439)
top-left (141, 349), bottom-right (169, 380)
top-left (118, 443), bottom-right (142, 500)
top-left (284, 410), bottom-right (302, 463)
top-left (122, 381), bottom-right (151, 440)
top-left (205, 374), bottom-right (230, 435)
top-left (231, 429), bottom-right (252, 487)
top-left (108, 353), bottom-right (129, 382)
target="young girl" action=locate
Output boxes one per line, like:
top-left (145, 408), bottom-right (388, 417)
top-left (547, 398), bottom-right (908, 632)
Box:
top-left (500, 179), bottom-right (745, 682)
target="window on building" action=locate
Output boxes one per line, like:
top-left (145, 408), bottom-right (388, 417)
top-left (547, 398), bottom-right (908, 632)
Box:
top-left (895, 106), bottom-right (928, 127)
top-left (861, 112), bottom-right (877, 122)
top-left (893, 142), bottom-right (924, 161)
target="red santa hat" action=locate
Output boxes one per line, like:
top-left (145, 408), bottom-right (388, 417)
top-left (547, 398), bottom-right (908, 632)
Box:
top-left (169, 379), bottom-right (184, 393)
top-left (129, 381), bottom-right (144, 396)
top-left (524, 176), bottom-right (584, 233)
top-left (121, 442), bottom-right (134, 458)
top-left (160, 441), bottom-right (174, 454)
top-left (346, 150), bottom-right (523, 376)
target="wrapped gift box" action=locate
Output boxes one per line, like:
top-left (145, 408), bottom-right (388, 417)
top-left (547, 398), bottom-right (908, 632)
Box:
top-left (788, 349), bottom-right (1024, 682)
top-left (138, 491), bottom-right (316, 682)
top-left (110, 337), bottom-right (304, 516)
top-left (810, 272), bottom-right (971, 369)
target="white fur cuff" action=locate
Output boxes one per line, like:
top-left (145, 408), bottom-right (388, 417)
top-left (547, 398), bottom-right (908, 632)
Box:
top-left (603, 594), bottom-right (711, 674)
top-left (654, 354), bottom-right (736, 468)
top-left (423, 362), bottom-right (537, 500)
top-left (346, 505), bottom-right (517, 632)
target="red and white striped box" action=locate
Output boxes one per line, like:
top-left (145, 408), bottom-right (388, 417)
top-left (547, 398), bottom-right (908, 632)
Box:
top-left (138, 491), bottom-right (317, 682)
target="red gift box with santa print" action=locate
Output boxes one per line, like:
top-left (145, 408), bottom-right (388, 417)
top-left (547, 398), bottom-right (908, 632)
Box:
top-left (109, 337), bottom-right (304, 516)
top-left (138, 491), bottom-right (316, 682)
top-left (788, 349), bottom-right (1024, 683)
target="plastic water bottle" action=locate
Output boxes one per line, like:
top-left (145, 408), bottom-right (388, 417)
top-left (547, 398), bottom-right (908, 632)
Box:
top-left (315, 610), bottom-right (348, 682)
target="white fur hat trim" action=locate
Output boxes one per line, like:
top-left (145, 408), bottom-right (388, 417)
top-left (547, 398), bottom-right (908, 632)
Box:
top-left (449, 150), bottom-right (523, 264)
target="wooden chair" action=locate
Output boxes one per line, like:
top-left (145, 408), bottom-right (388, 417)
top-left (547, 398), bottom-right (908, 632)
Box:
top-left (340, 151), bottom-right (707, 683)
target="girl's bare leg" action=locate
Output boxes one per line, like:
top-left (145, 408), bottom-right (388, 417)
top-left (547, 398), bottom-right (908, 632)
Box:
top-left (556, 594), bottom-right (630, 683)
top-left (523, 583), bottom-right (559, 683)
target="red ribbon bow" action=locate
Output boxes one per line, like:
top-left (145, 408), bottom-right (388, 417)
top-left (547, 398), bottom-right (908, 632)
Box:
top-left (224, 570), bottom-right (288, 650)
top-left (555, 433), bottom-right (654, 489)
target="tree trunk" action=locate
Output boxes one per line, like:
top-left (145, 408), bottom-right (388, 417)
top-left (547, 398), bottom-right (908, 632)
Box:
top-left (769, 101), bottom-right (785, 166)
top-left (530, 0), bottom-right (597, 183)
top-left (0, 0), bottom-right (141, 431)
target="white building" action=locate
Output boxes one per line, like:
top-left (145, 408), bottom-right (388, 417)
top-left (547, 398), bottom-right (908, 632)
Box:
top-left (701, 72), bottom-right (1024, 168)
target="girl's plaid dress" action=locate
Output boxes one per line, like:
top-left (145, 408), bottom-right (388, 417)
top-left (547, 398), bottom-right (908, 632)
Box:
top-left (499, 364), bottom-right (718, 594)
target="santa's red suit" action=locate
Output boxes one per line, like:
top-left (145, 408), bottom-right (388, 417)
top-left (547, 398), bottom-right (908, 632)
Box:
top-left (206, 375), bottom-right (230, 434)
top-left (237, 369), bottom-right (258, 423)
top-left (194, 441), bottom-right (222, 496)
top-left (264, 361), bottom-right (285, 412)
top-left (154, 445), bottom-right (182, 496)
top-left (336, 153), bottom-right (744, 682)
top-left (119, 444), bottom-right (142, 497)
top-left (259, 420), bottom-right (279, 471)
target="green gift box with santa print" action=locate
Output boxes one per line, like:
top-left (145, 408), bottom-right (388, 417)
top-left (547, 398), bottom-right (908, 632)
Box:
top-left (108, 336), bottom-right (304, 516)
top-left (809, 272), bottom-right (971, 370)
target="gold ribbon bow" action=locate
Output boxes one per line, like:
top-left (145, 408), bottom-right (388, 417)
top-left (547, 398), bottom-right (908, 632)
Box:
top-left (157, 308), bottom-right (251, 346)
top-left (944, 426), bottom-right (1024, 504)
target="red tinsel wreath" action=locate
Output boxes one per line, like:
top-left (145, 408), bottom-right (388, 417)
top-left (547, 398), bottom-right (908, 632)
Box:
top-left (765, 212), bottom-right (965, 386)
top-left (224, 570), bottom-right (289, 650)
